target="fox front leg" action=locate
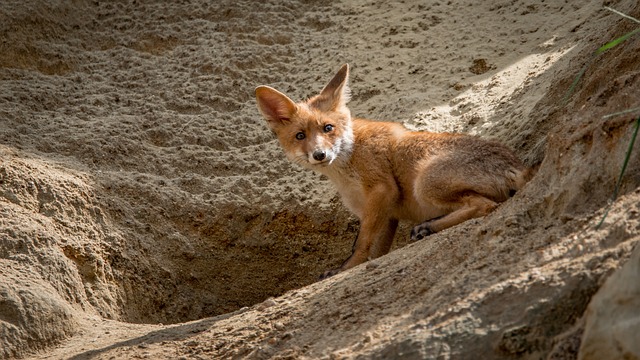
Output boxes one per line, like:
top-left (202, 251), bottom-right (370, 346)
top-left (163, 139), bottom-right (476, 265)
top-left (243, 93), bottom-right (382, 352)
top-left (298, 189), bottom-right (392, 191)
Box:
top-left (319, 228), bottom-right (359, 279)
top-left (321, 196), bottom-right (398, 279)
top-left (320, 214), bottom-right (398, 279)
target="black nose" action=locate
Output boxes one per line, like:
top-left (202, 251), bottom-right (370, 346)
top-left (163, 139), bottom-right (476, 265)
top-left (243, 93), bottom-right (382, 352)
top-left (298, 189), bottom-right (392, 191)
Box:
top-left (313, 150), bottom-right (326, 161)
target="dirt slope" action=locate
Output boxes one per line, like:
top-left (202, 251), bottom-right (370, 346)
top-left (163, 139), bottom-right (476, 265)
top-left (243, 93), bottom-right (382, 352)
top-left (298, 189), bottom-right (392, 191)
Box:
top-left (1, 0), bottom-right (639, 359)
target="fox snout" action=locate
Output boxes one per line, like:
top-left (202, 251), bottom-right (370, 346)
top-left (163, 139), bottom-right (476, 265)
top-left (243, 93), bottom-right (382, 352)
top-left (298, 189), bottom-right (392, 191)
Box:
top-left (279, 130), bottom-right (344, 168)
top-left (307, 146), bottom-right (335, 165)
top-left (312, 149), bottom-right (327, 162)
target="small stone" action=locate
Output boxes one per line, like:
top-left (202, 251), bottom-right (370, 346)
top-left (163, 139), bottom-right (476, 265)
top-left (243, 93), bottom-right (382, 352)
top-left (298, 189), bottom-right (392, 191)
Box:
top-left (257, 298), bottom-right (277, 311)
top-left (366, 262), bottom-right (380, 270)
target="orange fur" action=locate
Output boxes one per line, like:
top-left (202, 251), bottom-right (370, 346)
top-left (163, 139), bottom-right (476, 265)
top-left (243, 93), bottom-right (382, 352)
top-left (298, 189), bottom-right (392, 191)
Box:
top-left (256, 64), bottom-right (531, 278)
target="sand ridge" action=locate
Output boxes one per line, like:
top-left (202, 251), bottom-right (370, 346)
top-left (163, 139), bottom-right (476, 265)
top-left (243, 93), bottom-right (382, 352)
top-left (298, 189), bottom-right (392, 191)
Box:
top-left (1, 0), bottom-right (640, 359)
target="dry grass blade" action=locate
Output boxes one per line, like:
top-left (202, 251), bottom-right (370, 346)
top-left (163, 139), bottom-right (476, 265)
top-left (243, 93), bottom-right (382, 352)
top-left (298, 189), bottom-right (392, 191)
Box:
top-left (563, 7), bottom-right (640, 104)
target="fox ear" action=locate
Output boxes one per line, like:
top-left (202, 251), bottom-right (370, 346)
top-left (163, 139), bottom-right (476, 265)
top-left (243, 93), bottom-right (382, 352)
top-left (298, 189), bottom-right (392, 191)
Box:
top-left (313, 64), bottom-right (351, 112)
top-left (255, 86), bottom-right (297, 129)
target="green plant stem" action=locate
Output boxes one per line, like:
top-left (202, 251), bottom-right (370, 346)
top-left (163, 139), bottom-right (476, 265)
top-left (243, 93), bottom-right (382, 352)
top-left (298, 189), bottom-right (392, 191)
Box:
top-left (596, 116), bottom-right (640, 229)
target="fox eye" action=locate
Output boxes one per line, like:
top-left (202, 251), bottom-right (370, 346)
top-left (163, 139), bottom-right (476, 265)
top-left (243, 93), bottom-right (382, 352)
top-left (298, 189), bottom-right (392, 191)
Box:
top-left (323, 124), bottom-right (334, 133)
top-left (295, 132), bottom-right (305, 140)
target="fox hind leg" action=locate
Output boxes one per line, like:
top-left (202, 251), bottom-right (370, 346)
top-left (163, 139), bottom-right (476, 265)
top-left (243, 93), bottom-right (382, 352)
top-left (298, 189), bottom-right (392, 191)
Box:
top-left (410, 215), bottom-right (443, 241)
top-left (410, 195), bottom-right (498, 241)
top-left (410, 221), bottom-right (433, 242)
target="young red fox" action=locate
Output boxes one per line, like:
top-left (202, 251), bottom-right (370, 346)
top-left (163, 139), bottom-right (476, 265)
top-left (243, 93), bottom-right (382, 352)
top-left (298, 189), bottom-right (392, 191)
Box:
top-left (256, 64), bottom-right (531, 278)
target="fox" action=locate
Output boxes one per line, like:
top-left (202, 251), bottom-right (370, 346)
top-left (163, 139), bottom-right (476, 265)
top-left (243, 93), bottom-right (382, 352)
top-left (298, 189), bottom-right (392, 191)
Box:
top-left (255, 64), bottom-right (532, 278)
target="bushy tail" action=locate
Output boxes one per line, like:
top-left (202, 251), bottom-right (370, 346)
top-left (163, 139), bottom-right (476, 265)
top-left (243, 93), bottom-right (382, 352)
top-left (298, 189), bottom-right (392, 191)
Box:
top-left (512, 163), bottom-right (540, 195)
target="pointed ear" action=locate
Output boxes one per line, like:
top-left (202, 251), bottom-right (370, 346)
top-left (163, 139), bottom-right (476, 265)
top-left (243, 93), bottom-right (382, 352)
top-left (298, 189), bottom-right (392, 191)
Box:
top-left (312, 64), bottom-right (351, 112)
top-left (255, 86), bottom-right (297, 129)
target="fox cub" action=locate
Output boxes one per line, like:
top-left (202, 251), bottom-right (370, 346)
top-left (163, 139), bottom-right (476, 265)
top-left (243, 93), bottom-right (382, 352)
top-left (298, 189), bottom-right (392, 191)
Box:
top-left (256, 64), bottom-right (531, 278)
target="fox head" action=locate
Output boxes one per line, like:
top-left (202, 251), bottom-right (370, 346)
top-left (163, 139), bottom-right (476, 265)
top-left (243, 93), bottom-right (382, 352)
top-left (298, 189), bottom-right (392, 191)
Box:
top-left (255, 64), bottom-right (354, 170)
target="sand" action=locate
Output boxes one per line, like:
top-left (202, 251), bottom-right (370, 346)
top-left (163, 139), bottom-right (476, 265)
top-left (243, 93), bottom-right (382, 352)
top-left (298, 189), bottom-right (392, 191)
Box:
top-left (1, 0), bottom-right (640, 359)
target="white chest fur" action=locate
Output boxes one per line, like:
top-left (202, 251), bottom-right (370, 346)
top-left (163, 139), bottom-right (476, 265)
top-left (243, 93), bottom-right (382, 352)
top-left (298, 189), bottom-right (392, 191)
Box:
top-left (323, 168), bottom-right (366, 219)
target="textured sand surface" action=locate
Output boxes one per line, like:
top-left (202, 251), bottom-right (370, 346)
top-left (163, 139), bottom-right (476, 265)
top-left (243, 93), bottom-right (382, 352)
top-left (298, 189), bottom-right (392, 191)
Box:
top-left (1, 0), bottom-right (640, 359)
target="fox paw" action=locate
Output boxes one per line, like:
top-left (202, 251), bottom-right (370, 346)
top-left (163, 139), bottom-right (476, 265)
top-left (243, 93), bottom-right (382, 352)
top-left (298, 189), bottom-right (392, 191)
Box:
top-left (410, 222), bottom-right (434, 242)
top-left (319, 268), bottom-right (340, 280)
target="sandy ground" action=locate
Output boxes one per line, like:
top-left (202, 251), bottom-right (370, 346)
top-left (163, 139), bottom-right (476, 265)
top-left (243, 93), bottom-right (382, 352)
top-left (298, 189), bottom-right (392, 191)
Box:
top-left (1, 0), bottom-right (640, 359)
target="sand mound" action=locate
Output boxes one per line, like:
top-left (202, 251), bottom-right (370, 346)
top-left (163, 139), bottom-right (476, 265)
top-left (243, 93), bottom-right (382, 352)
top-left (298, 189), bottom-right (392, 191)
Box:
top-left (1, 0), bottom-right (639, 359)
